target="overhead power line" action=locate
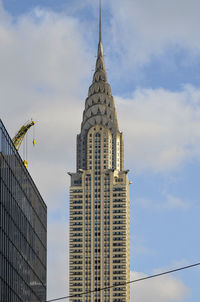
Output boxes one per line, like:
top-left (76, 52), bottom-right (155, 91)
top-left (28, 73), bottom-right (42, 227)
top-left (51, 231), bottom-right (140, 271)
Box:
top-left (45, 262), bottom-right (200, 302)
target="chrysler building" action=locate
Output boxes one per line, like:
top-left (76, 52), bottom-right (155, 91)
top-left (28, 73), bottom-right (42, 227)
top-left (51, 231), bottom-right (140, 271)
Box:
top-left (68, 4), bottom-right (130, 301)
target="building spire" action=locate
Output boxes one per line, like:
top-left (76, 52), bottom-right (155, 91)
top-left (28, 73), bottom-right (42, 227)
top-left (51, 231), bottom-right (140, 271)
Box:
top-left (98, 0), bottom-right (103, 57)
top-left (99, 0), bottom-right (102, 43)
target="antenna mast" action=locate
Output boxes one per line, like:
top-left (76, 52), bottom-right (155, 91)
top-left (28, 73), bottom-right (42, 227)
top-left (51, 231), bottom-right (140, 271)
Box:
top-left (99, 0), bottom-right (102, 43)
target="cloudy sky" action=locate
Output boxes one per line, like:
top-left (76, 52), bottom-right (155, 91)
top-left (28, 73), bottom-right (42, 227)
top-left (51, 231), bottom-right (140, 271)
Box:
top-left (1, 0), bottom-right (200, 301)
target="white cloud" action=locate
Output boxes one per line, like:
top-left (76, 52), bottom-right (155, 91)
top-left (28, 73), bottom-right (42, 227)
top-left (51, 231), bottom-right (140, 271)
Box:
top-left (0, 3), bottom-right (90, 201)
top-left (164, 195), bottom-right (189, 210)
top-left (109, 0), bottom-right (200, 71)
top-left (116, 85), bottom-right (200, 173)
top-left (130, 271), bottom-right (189, 302)
top-left (47, 219), bottom-right (69, 299)
top-left (0, 4), bottom-right (91, 127)
top-left (137, 194), bottom-right (189, 211)
top-left (0, 4), bottom-right (89, 300)
top-left (27, 99), bottom-right (82, 209)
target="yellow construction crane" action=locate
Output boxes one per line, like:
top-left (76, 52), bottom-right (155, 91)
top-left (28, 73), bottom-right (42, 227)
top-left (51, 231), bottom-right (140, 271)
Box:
top-left (12, 120), bottom-right (36, 168)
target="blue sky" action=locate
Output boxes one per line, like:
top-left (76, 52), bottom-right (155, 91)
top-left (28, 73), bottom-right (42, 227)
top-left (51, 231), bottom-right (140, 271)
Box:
top-left (1, 0), bottom-right (200, 301)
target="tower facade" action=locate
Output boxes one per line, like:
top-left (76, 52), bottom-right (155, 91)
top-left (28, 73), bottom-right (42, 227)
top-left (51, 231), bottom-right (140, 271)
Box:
top-left (69, 8), bottom-right (130, 302)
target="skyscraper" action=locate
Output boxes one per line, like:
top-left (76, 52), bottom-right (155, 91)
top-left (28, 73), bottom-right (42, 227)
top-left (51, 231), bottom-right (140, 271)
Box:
top-left (68, 5), bottom-right (130, 302)
top-left (0, 119), bottom-right (47, 302)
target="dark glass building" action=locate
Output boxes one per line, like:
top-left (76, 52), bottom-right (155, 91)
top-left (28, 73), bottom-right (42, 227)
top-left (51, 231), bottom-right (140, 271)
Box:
top-left (0, 119), bottom-right (47, 302)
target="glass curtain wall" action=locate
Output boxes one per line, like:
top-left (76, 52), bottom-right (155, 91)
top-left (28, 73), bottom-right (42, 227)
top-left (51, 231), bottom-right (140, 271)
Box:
top-left (0, 119), bottom-right (47, 302)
